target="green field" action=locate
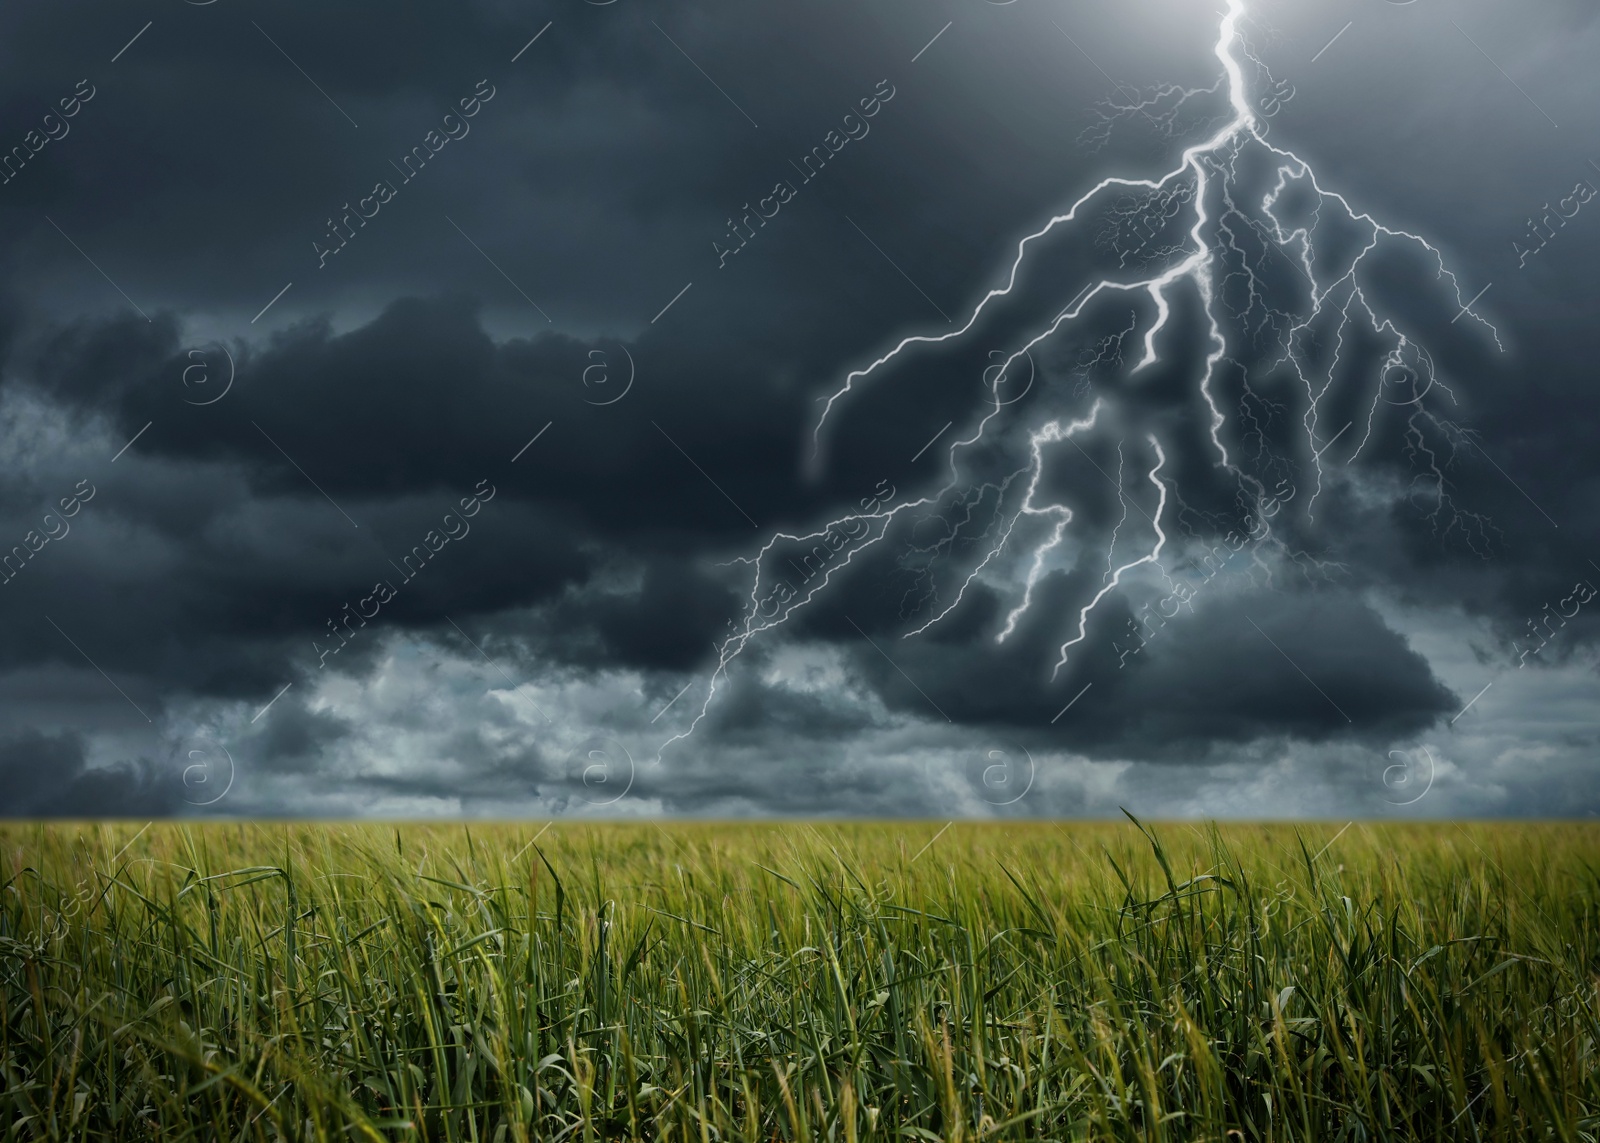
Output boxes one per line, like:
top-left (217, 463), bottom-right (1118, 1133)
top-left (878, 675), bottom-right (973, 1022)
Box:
top-left (2, 821), bottom-right (1597, 1142)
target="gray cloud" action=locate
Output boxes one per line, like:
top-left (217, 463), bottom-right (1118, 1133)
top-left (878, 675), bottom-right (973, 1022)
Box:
top-left (0, 0), bottom-right (1596, 818)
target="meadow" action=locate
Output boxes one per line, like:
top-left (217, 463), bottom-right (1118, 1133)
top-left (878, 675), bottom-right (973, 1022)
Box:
top-left (1, 819), bottom-right (1596, 1142)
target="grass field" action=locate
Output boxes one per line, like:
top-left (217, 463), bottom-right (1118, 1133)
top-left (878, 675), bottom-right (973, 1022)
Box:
top-left (1, 820), bottom-right (1597, 1142)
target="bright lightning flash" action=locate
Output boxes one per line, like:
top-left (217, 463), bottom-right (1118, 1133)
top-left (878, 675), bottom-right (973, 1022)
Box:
top-left (658, 0), bottom-right (1500, 757)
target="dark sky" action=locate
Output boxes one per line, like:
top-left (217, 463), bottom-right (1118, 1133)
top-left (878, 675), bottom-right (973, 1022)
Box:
top-left (1, 0), bottom-right (1596, 818)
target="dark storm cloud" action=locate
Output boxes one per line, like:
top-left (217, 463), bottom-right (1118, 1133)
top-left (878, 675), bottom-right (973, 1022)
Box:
top-left (0, 729), bottom-right (177, 817)
top-left (0, 289), bottom-right (812, 690)
top-left (1231, 0), bottom-right (1600, 640)
top-left (0, 0), bottom-right (1056, 337)
top-left (811, 574), bottom-right (1454, 761)
top-left (253, 702), bottom-right (352, 776)
top-left (0, 0), bottom-right (1596, 816)
top-left (538, 562), bottom-right (744, 673)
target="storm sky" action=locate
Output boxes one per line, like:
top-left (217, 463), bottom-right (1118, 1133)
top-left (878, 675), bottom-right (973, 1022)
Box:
top-left (1, 0), bottom-right (1597, 819)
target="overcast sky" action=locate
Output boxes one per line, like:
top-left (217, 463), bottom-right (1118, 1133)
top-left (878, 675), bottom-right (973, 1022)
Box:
top-left (1, 0), bottom-right (1596, 819)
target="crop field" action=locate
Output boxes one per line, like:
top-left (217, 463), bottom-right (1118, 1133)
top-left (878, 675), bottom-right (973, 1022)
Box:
top-left (1, 820), bottom-right (1597, 1142)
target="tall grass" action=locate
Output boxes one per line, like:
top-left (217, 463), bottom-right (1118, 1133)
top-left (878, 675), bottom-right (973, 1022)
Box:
top-left (1, 820), bottom-right (1596, 1141)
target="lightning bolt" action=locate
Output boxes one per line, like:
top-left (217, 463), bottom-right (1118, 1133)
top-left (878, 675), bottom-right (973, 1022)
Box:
top-left (1049, 436), bottom-right (1169, 678)
top-left (658, 0), bottom-right (1501, 757)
